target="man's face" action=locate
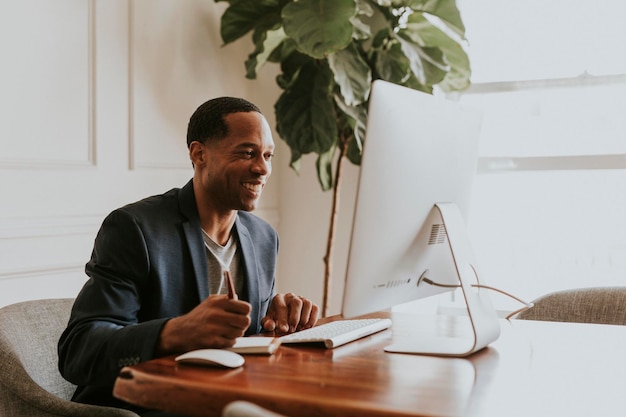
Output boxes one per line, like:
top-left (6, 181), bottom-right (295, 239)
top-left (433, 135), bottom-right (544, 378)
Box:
top-left (194, 111), bottom-right (274, 213)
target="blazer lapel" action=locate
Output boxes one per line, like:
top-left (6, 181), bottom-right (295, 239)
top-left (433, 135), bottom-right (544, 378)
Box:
top-left (179, 180), bottom-right (210, 301)
top-left (234, 216), bottom-right (261, 331)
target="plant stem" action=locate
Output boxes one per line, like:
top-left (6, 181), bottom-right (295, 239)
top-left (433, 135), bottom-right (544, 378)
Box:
top-left (322, 133), bottom-right (350, 317)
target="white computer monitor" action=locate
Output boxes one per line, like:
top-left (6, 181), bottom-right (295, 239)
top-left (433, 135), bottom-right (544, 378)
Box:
top-left (341, 80), bottom-right (500, 357)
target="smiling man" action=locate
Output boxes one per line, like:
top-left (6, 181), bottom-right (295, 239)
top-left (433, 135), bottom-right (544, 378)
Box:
top-left (58, 97), bottom-right (319, 415)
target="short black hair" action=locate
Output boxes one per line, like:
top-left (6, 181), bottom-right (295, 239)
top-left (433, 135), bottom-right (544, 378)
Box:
top-left (186, 96), bottom-right (261, 148)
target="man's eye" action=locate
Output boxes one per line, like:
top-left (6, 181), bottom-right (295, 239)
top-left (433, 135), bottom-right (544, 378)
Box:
top-left (264, 153), bottom-right (274, 161)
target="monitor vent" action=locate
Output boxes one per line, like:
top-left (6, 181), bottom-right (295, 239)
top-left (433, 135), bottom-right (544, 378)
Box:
top-left (385, 278), bottom-right (411, 288)
top-left (428, 224), bottom-right (447, 245)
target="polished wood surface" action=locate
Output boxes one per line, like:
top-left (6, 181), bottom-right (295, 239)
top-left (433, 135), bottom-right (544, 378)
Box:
top-left (113, 313), bottom-right (626, 417)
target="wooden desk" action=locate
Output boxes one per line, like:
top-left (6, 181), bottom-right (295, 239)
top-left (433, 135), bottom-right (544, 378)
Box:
top-left (113, 313), bottom-right (626, 417)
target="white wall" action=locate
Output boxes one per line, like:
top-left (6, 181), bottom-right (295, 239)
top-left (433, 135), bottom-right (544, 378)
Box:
top-left (0, 0), bottom-right (300, 307)
top-left (276, 150), bottom-right (360, 315)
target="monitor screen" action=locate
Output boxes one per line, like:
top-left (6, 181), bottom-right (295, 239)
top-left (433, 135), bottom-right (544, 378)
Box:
top-left (341, 80), bottom-right (484, 319)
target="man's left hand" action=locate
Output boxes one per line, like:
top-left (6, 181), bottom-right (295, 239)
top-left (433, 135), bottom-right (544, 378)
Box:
top-left (261, 293), bottom-right (319, 333)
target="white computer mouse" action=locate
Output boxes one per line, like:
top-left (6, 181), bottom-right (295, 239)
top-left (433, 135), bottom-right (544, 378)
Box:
top-left (175, 349), bottom-right (245, 368)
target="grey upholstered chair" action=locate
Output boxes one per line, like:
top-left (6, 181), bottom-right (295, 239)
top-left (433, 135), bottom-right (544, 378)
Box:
top-left (515, 287), bottom-right (626, 325)
top-left (0, 298), bottom-right (139, 417)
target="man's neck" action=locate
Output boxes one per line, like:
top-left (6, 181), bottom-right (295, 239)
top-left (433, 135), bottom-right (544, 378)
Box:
top-left (200, 213), bottom-right (236, 246)
top-left (192, 176), bottom-right (237, 245)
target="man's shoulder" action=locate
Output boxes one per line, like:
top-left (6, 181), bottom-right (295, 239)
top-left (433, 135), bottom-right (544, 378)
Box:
top-left (236, 211), bottom-right (277, 237)
top-left (119, 187), bottom-right (180, 214)
top-left (104, 187), bottom-right (186, 230)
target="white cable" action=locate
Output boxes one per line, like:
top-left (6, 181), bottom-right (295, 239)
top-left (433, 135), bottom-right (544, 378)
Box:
top-left (419, 277), bottom-right (534, 320)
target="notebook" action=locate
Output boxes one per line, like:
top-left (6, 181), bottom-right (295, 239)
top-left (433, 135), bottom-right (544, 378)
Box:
top-left (226, 337), bottom-right (281, 355)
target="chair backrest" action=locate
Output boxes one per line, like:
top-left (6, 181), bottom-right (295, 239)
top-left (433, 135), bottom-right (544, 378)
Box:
top-left (515, 287), bottom-right (626, 325)
top-left (0, 298), bottom-right (77, 400)
top-left (0, 298), bottom-right (141, 417)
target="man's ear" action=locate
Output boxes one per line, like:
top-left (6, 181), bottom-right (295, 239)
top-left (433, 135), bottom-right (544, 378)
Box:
top-left (189, 141), bottom-right (205, 166)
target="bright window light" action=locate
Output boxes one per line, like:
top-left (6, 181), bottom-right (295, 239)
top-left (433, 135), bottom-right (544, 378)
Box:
top-left (455, 0), bottom-right (626, 307)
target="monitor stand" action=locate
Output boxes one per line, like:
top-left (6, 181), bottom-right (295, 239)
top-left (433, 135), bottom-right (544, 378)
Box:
top-left (384, 203), bottom-right (501, 357)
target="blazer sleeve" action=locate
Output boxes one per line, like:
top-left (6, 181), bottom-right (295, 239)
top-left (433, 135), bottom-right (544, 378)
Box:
top-left (58, 209), bottom-right (168, 388)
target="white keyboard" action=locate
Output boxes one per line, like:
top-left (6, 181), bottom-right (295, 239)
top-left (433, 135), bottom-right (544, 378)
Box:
top-left (279, 318), bottom-right (392, 349)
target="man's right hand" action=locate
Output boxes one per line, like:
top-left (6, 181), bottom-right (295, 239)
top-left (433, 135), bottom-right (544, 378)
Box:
top-left (156, 295), bottom-right (252, 355)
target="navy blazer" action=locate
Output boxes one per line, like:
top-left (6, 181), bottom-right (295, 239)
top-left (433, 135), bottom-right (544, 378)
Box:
top-left (58, 179), bottom-right (278, 408)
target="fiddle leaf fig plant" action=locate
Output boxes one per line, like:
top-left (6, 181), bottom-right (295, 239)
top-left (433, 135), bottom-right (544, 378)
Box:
top-left (216, 0), bottom-right (471, 316)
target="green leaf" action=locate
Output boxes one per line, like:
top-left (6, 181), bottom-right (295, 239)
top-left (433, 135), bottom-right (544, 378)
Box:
top-left (355, 0), bottom-right (375, 16)
top-left (404, 11), bottom-right (470, 89)
top-left (403, 72), bottom-right (434, 94)
top-left (393, 32), bottom-right (427, 84)
top-left (316, 144), bottom-right (337, 191)
top-left (276, 46), bottom-right (309, 89)
top-left (328, 44), bottom-right (372, 106)
top-left (404, 12), bottom-right (459, 48)
top-left (346, 134), bottom-right (363, 165)
top-left (220, 0), bottom-right (281, 45)
top-left (418, 46), bottom-right (448, 84)
top-left (371, 28), bottom-right (390, 49)
top-left (438, 40), bottom-right (471, 91)
top-left (408, 0), bottom-right (466, 36)
top-left (245, 26), bottom-right (287, 79)
top-left (374, 40), bottom-right (411, 84)
top-left (289, 149), bottom-right (302, 172)
top-left (275, 61), bottom-right (337, 156)
top-left (334, 95), bottom-right (367, 163)
top-left (350, 15), bottom-right (372, 41)
top-left (351, 0), bottom-right (374, 40)
top-left (282, 0), bottom-right (357, 59)
top-left (394, 12), bottom-right (469, 86)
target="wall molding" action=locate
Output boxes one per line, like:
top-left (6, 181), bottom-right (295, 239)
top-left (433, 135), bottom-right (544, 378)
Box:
top-left (0, 0), bottom-right (97, 169)
top-left (87, 0), bottom-right (97, 166)
top-left (127, 0), bottom-right (138, 171)
top-left (467, 72), bottom-right (626, 94)
top-left (0, 214), bottom-right (103, 239)
top-left (478, 154), bottom-right (626, 174)
top-left (127, 1), bottom-right (191, 171)
top-left (0, 159), bottom-right (97, 170)
top-left (0, 263), bottom-right (84, 281)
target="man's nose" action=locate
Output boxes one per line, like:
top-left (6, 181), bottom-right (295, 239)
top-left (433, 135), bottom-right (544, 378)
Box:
top-left (251, 156), bottom-right (270, 175)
